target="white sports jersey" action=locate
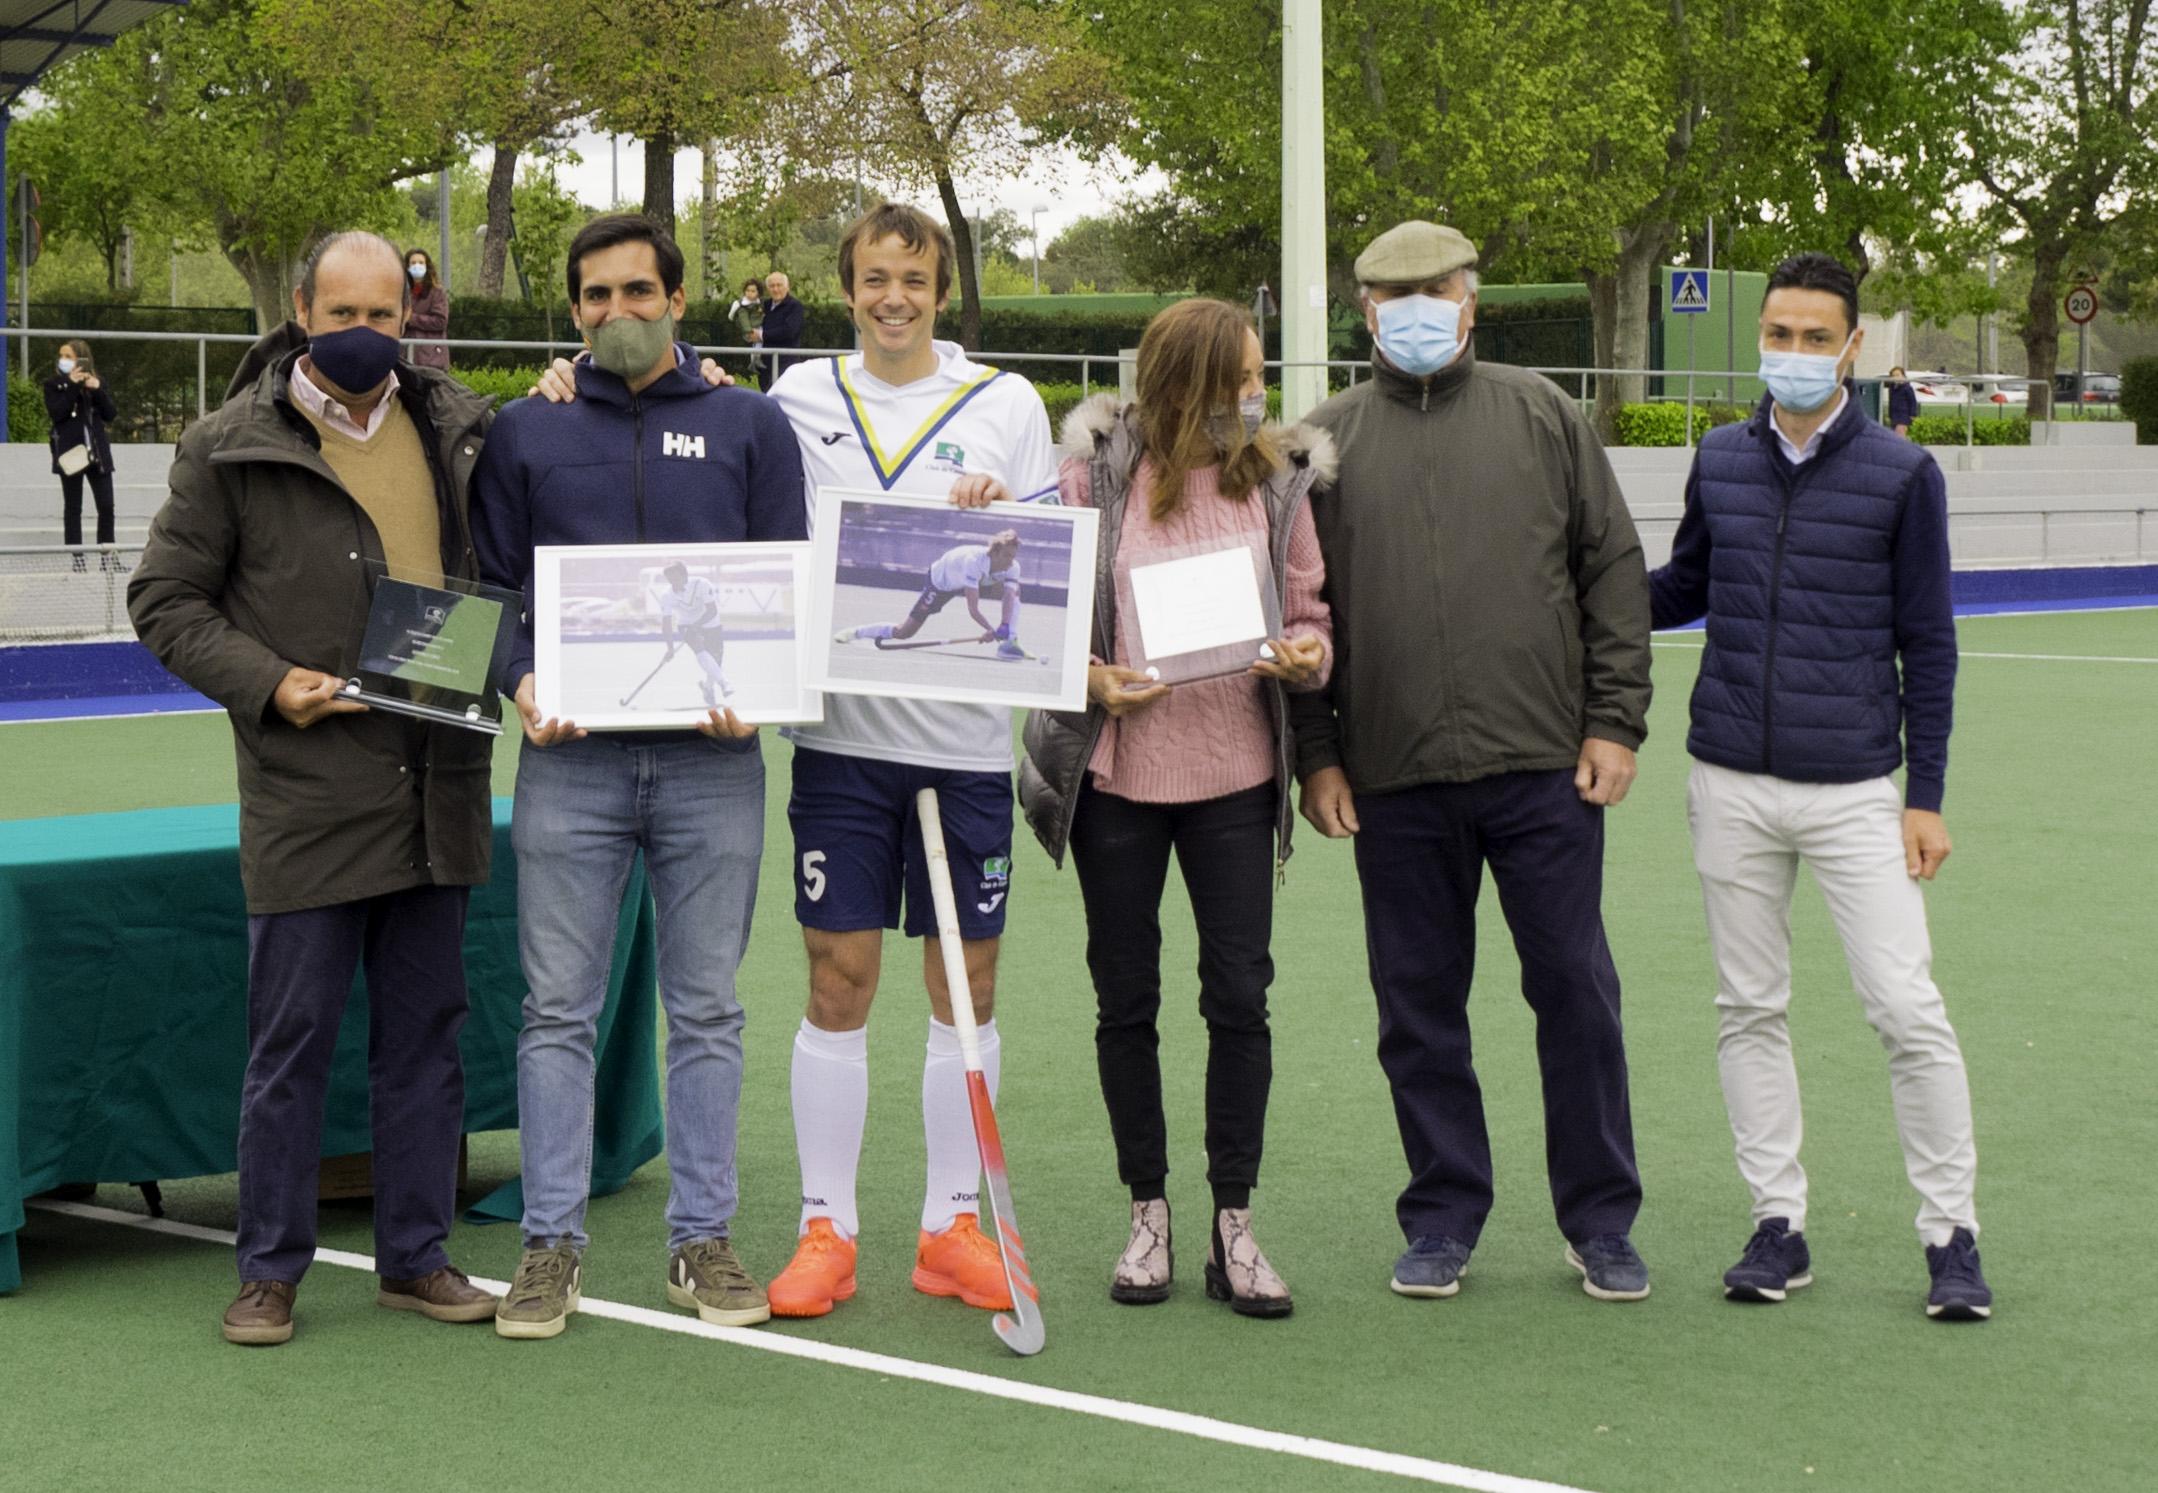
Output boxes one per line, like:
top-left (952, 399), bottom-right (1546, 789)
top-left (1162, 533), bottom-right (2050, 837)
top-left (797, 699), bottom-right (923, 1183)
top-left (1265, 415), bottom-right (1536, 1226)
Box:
top-left (927, 544), bottom-right (1021, 594)
top-left (772, 340), bottom-right (1058, 771)
top-left (654, 575), bottom-right (718, 628)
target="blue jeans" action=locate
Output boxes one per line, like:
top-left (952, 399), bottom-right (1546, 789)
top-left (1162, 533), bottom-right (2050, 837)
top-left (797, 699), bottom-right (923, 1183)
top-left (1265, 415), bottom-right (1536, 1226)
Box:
top-left (512, 732), bottom-right (765, 1251)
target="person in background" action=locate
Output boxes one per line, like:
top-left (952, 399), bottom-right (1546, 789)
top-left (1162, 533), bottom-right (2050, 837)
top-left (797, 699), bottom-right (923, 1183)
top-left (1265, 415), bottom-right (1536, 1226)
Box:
top-left (1650, 251), bottom-right (1989, 1321)
top-left (1019, 298), bottom-right (1332, 1318)
top-left (1886, 366), bottom-right (1919, 439)
top-left (730, 276), bottom-right (766, 385)
top-left (405, 248), bottom-right (451, 370)
top-left (758, 270), bottom-right (804, 389)
top-left (46, 339), bottom-right (120, 571)
top-left (127, 230), bottom-right (501, 1347)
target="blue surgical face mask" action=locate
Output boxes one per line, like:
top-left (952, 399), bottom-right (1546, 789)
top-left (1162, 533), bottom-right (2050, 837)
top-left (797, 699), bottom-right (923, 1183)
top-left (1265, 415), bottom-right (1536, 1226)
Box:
top-left (1759, 333), bottom-right (1854, 414)
top-left (1373, 293), bottom-right (1466, 377)
top-left (56, 358), bottom-right (75, 375)
top-left (408, 262), bottom-right (427, 281)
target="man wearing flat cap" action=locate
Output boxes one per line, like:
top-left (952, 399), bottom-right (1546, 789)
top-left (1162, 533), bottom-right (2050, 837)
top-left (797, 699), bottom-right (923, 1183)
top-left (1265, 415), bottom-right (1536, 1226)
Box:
top-left (1292, 220), bottom-right (1655, 1303)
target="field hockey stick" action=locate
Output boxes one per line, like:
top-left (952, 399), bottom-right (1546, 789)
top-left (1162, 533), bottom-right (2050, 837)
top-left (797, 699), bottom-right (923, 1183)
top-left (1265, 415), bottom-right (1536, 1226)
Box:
top-left (874, 635), bottom-right (1052, 665)
top-left (915, 788), bottom-right (1045, 1357)
top-left (618, 644), bottom-right (677, 707)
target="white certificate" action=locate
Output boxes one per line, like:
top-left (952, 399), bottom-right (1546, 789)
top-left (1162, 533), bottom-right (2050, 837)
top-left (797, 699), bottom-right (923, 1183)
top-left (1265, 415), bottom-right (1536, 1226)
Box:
top-left (1128, 546), bottom-right (1269, 659)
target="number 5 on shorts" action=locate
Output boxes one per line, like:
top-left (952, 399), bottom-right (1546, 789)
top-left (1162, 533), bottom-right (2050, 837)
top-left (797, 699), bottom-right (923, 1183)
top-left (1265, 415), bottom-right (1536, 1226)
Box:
top-left (801, 850), bottom-right (827, 902)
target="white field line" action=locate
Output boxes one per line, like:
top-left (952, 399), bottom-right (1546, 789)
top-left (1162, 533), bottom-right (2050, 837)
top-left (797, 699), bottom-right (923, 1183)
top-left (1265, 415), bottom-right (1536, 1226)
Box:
top-left (1649, 638), bottom-right (2158, 665)
top-left (0, 706), bottom-right (219, 725)
top-left (27, 1198), bottom-right (1602, 1493)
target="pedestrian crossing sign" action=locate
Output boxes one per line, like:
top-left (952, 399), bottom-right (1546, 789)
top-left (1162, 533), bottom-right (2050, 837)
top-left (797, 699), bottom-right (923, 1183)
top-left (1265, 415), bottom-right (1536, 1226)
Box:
top-left (1669, 270), bottom-right (1711, 314)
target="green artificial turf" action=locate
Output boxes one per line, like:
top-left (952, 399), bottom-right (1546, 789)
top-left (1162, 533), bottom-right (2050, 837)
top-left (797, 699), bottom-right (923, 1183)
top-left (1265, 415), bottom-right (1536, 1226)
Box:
top-left (2, 608), bottom-right (2154, 1491)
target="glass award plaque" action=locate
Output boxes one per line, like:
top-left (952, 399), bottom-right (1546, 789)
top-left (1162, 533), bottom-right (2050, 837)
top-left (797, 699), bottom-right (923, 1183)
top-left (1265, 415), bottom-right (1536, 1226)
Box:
top-left (342, 561), bottom-right (519, 734)
top-left (1112, 537), bottom-right (1282, 687)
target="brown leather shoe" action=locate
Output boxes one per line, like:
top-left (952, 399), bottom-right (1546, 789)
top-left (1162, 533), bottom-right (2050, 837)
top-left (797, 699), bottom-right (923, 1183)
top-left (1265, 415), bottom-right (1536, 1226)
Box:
top-left (377, 1264), bottom-right (499, 1323)
top-left (223, 1280), bottom-right (296, 1345)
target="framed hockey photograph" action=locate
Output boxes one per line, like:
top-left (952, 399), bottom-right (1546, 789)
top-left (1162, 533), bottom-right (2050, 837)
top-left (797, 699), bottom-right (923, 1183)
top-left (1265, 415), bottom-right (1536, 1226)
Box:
top-left (806, 488), bottom-right (1098, 712)
top-left (533, 542), bottom-right (819, 729)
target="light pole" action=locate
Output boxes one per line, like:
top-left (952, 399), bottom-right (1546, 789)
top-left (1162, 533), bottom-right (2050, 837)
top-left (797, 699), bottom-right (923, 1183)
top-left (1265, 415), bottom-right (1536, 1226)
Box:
top-left (1030, 207), bottom-right (1043, 296)
top-left (1280, 0), bottom-right (1327, 420)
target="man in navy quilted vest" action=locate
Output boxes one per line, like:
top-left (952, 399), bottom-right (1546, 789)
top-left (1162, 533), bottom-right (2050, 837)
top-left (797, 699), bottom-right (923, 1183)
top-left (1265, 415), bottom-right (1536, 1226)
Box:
top-left (1650, 252), bottom-right (1991, 1322)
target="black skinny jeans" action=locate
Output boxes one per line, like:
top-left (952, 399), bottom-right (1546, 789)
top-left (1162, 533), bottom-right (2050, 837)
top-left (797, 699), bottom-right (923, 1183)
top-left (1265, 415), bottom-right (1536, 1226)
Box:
top-left (61, 467), bottom-right (117, 547)
top-left (1068, 781), bottom-right (1277, 1211)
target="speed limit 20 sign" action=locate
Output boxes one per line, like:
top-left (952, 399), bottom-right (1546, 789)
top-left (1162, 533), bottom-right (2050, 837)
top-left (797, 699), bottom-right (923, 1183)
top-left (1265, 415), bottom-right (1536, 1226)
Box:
top-left (2064, 284), bottom-right (2099, 325)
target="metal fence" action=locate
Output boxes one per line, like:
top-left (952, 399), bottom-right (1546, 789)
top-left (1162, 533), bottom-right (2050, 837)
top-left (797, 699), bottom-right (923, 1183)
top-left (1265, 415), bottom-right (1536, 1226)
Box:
top-left (0, 543), bottom-right (144, 644)
top-left (0, 324), bottom-right (2125, 449)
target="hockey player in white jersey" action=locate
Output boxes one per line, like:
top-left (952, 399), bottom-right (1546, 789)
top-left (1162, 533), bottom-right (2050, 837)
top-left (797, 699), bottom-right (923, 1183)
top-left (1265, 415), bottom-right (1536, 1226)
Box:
top-left (834, 531), bottom-right (1027, 658)
top-left (652, 560), bottom-right (735, 707)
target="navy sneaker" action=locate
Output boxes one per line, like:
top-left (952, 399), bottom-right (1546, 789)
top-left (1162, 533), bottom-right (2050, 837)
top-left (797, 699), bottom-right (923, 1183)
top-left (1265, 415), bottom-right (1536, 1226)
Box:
top-left (1390, 1235), bottom-right (1472, 1298)
top-left (1566, 1233), bottom-right (1651, 1301)
top-left (1925, 1227), bottom-right (1992, 1321)
top-left (1723, 1217), bottom-right (1813, 1302)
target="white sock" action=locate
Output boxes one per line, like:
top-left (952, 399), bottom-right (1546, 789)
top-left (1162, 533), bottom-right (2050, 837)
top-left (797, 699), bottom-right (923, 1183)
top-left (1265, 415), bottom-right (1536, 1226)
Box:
top-left (922, 1017), bottom-right (999, 1233)
top-left (792, 1018), bottom-right (868, 1239)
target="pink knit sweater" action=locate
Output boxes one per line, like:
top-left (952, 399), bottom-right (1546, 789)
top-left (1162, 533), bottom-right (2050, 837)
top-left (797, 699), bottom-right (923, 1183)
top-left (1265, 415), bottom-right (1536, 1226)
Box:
top-left (1061, 456), bottom-right (1333, 804)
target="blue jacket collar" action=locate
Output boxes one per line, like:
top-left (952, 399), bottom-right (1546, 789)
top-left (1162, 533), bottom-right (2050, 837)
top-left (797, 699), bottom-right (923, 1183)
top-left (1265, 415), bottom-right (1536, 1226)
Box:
top-left (1746, 378), bottom-right (1870, 465)
top-left (569, 343), bottom-right (709, 407)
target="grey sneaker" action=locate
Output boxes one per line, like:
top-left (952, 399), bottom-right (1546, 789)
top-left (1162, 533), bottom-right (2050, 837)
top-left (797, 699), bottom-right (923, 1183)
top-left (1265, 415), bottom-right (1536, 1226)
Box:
top-left (495, 1242), bottom-right (583, 1340)
top-left (668, 1237), bottom-right (771, 1326)
top-left (1391, 1235), bottom-right (1472, 1298)
top-left (1566, 1233), bottom-right (1651, 1301)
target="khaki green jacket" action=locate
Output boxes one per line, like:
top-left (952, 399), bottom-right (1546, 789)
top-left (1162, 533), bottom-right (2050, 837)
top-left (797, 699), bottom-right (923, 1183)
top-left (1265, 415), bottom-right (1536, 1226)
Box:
top-left (127, 323), bottom-right (497, 914)
top-left (1290, 349), bottom-right (1650, 793)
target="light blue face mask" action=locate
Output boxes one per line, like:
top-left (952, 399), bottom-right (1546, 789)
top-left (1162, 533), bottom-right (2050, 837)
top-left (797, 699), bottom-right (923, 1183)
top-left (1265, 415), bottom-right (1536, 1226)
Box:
top-left (1759, 333), bottom-right (1854, 414)
top-left (1374, 293), bottom-right (1466, 377)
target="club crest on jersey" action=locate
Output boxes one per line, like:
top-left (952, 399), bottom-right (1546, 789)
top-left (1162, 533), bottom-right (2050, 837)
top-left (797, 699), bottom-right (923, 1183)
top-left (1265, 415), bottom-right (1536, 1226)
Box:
top-left (931, 440), bottom-right (967, 472)
top-left (662, 432), bottom-right (706, 459)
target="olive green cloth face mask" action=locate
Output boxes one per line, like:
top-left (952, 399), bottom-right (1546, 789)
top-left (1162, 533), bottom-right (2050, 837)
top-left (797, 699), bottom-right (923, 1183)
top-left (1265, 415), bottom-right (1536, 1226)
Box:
top-left (584, 311), bottom-right (678, 380)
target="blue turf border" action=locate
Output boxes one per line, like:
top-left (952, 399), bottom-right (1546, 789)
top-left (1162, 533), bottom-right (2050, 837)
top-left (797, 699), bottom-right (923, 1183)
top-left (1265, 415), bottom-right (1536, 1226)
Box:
top-left (7, 565), bottom-right (2155, 724)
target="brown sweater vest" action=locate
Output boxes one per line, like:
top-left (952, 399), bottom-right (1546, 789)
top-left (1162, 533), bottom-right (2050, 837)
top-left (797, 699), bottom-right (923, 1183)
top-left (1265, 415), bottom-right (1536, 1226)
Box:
top-left (296, 396), bottom-right (444, 589)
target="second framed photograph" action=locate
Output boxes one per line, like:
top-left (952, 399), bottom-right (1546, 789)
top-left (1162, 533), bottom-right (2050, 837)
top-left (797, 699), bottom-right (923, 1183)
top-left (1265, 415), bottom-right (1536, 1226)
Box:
top-left (533, 542), bottom-right (819, 729)
top-left (807, 489), bottom-right (1099, 712)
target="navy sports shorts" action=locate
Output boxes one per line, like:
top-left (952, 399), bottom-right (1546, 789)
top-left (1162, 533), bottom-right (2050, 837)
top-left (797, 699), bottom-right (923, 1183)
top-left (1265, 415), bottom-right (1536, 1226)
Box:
top-left (907, 585), bottom-right (964, 622)
top-left (788, 745), bottom-right (1014, 939)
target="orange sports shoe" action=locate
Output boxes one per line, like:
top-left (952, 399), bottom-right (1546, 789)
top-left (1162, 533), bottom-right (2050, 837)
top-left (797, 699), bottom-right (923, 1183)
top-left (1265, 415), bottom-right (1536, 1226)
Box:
top-left (912, 1213), bottom-right (1015, 1311)
top-left (767, 1218), bottom-right (857, 1318)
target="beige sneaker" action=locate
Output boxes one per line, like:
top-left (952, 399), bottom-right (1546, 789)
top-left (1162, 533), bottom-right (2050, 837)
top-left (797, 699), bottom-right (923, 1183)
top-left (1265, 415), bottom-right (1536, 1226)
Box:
top-left (668, 1237), bottom-right (771, 1326)
top-left (222, 1280), bottom-right (296, 1346)
top-left (495, 1242), bottom-right (582, 1340)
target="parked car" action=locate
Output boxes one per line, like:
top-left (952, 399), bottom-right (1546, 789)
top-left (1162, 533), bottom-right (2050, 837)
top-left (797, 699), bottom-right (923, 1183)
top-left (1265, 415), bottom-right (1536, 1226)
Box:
top-left (2053, 372), bottom-right (2122, 405)
top-left (1966, 375), bottom-right (2031, 407)
top-left (1911, 373), bottom-right (1968, 406)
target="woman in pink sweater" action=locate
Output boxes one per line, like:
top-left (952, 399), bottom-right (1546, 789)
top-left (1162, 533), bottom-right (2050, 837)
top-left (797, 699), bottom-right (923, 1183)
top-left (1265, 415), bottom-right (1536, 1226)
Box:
top-left (1019, 299), bottom-right (1334, 1319)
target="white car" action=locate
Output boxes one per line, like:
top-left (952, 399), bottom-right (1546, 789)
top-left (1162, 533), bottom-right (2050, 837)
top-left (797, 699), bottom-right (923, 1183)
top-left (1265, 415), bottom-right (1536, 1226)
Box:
top-left (1911, 374), bottom-right (1968, 406)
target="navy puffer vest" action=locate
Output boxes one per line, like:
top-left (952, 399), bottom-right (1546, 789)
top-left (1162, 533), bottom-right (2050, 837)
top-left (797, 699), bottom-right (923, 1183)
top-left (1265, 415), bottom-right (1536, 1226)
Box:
top-left (1668, 394), bottom-right (1955, 803)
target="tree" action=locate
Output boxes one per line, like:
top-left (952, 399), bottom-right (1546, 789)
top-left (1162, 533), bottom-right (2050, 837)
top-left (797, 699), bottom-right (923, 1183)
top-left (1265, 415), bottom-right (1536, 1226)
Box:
top-left (568, 0), bottom-right (796, 227)
top-left (1961, 0), bottom-right (2156, 415)
top-left (1041, 213), bottom-right (1130, 292)
top-left (29, 0), bottom-right (443, 327)
top-left (8, 60), bottom-right (167, 294)
top-left (785, 0), bottom-right (1120, 347)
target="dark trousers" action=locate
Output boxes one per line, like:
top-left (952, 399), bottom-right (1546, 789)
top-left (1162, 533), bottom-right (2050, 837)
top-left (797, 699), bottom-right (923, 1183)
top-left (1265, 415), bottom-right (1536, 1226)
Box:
top-left (1069, 783), bottom-right (1277, 1210)
top-left (60, 467), bottom-right (116, 547)
top-left (237, 884), bottom-right (470, 1284)
top-left (1352, 769), bottom-right (1640, 1247)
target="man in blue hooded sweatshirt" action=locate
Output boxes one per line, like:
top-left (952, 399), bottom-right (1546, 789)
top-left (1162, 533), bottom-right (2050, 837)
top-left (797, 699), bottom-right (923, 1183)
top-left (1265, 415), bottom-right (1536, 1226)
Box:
top-left (471, 213), bottom-right (806, 1340)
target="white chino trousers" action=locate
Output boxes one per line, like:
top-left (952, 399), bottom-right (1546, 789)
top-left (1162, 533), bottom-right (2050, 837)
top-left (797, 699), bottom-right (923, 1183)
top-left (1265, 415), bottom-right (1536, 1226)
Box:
top-left (1686, 760), bottom-right (1978, 1246)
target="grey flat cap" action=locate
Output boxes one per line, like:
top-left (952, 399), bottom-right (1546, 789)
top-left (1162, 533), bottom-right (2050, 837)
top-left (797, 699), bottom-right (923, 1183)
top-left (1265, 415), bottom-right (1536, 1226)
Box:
top-left (1355, 221), bottom-right (1478, 285)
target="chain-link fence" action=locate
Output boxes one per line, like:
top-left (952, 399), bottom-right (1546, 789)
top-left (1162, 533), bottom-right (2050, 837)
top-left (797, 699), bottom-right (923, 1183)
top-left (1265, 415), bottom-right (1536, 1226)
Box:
top-left (0, 545), bottom-right (144, 643)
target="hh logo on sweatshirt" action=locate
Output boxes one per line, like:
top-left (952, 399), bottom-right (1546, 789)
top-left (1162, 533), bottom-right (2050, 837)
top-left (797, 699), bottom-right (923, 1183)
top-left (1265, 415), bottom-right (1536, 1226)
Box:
top-left (662, 432), bottom-right (706, 460)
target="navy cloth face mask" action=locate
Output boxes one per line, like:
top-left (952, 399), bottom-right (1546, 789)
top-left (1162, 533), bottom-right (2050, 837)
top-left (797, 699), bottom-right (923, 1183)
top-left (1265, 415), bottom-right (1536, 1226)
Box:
top-left (308, 325), bottom-right (402, 396)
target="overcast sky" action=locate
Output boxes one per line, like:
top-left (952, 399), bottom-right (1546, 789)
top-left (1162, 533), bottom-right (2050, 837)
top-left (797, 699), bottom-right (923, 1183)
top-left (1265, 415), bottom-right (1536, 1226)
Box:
top-left (542, 131), bottom-right (1166, 256)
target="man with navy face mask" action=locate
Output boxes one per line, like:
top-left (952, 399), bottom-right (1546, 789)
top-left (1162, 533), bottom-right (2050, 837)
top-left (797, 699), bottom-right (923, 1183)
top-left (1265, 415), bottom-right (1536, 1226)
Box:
top-left (1651, 252), bottom-right (1989, 1321)
top-left (129, 231), bottom-right (502, 1345)
top-left (1291, 221), bottom-right (1655, 1305)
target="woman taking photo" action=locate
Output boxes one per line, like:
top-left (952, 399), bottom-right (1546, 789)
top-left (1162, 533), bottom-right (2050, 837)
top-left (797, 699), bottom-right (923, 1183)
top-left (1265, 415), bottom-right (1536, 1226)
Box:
top-left (1020, 298), bottom-right (1333, 1319)
top-left (45, 340), bottom-right (119, 570)
top-left (404, 248), bottom-right (451, 368)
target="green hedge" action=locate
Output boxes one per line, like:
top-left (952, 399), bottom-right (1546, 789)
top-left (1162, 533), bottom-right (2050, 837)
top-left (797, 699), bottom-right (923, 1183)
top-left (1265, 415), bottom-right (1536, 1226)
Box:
top-left (1610, 402), bottom-right (1750, 446)
top-left (2121, 358), bottom-right (2158, 444)
top-left (1909, 414), bottom-right (2028, 446)
top-left (9, 374), bottom-right (45, 444)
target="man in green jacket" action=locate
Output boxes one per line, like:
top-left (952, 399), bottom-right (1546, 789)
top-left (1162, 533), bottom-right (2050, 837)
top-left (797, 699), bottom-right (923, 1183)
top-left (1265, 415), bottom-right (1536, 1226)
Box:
top-left (1291, 221), bottom-right (1655, 1304)
top-left (128, 232), bottom-right (500, 1346)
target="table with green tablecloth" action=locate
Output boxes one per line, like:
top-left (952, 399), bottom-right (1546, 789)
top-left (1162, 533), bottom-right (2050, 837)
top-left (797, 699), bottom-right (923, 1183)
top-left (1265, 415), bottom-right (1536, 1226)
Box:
top-left (0, 798), bottom-right (664, 1294)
